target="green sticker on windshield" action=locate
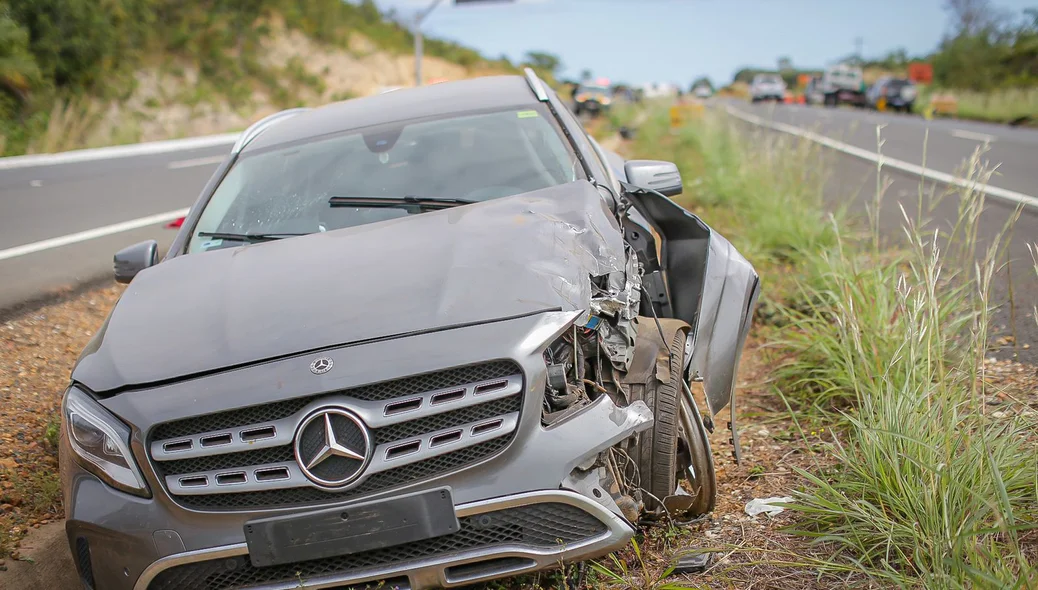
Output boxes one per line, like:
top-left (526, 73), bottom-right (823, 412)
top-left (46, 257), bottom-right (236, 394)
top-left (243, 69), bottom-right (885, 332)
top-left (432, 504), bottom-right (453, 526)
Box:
top-left (517, 110), bottom-right (539, 119)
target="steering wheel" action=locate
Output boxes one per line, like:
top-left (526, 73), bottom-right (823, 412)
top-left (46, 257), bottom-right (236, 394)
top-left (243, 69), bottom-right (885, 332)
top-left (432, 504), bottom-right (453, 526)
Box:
top-left (463, 185), bottom-right (526, 201)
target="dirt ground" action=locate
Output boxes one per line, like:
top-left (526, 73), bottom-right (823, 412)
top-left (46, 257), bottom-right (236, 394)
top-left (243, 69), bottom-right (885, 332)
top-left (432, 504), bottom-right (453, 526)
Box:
top-left (0, 279), bottom-right (825, 588)
top-left (1, 282), bottom-right (1035, 588)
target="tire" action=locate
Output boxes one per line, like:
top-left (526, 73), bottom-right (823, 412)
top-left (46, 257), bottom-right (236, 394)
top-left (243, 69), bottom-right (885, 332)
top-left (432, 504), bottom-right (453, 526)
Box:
top-left (630, 330), bottom-right (715, 515)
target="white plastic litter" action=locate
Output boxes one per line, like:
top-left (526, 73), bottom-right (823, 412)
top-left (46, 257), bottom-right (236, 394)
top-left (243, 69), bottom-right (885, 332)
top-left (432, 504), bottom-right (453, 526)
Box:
top-left (744, 496), bottom-right (793, 517)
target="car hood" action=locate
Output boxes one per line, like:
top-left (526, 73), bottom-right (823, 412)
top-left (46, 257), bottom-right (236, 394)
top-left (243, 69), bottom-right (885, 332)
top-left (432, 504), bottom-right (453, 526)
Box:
top-left (73, 181), bottom-right (626, 393)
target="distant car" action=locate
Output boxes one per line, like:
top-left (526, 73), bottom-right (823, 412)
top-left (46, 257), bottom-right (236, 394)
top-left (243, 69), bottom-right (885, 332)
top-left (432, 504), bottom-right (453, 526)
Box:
top-left (866, 77), bottom-right (918, 113)
top-left (749, 73), bottom-right (786, 103)
top-left (693, 85), bottom-right (712, 99)
top-left (572, 82), bottom-right (613, 117)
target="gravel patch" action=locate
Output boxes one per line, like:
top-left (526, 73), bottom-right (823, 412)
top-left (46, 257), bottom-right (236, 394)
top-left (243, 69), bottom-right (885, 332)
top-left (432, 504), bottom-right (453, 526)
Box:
top-left (0, 283), bottom-right (125, 555)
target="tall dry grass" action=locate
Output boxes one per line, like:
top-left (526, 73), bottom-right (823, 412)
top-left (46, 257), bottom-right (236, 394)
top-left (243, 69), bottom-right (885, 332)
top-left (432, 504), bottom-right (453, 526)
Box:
top-left (618, 105), bottom-right (1037, 587)
top-left (775, 135), bottom-right (1037, 587)
top-left (25, 96), bottom-right (144, 154)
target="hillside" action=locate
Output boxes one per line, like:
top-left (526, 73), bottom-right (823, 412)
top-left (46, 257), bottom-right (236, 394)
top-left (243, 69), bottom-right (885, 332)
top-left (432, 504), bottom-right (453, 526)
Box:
top-left (0, 0), bottom-right (517, 156)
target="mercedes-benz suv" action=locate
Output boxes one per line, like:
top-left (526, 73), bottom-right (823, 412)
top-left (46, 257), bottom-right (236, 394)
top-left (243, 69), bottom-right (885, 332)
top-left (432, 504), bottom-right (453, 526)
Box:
top-left (60, 70), bottom-right (759, 590)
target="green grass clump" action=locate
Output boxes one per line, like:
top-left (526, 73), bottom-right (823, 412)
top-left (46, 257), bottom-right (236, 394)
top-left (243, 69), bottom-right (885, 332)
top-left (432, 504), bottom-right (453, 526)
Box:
top-left (774, 145), bottom-right (1038, 586)
top-left (612, 104), bottom-right (1038, 587)
top-left (953, 87), bottom-right (1038, 124)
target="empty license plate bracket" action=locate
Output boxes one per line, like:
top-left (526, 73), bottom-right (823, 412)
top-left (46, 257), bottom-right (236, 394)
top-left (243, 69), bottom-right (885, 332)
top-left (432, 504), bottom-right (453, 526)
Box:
top-left (243, 487), bottom-right (458, 567)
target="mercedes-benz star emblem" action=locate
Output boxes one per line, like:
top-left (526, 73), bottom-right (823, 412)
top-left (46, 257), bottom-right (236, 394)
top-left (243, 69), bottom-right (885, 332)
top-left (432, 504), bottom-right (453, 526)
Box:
top-left (294, 408), bottom-right (372, 488)
top-left (309, 357), bottom-right (333, 375)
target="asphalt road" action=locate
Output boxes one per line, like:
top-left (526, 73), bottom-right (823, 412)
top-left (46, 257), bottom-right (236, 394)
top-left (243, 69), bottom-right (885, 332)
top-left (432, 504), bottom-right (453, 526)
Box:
top-left (726, 99), bottom-right (1038, 364)
top-left (0, 141), bottom-right (233, 311)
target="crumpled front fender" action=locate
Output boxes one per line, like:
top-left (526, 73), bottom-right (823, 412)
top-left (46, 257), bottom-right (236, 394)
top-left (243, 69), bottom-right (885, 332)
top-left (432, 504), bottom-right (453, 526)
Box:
top-left (620, 184), bottom-right (760, 417)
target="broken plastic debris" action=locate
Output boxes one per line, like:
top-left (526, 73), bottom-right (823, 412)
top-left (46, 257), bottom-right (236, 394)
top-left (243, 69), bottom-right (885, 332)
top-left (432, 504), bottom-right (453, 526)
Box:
top-left (744, 496), bottom-right (793, 517)
top-left (671, 553), bottom-right (712, 575)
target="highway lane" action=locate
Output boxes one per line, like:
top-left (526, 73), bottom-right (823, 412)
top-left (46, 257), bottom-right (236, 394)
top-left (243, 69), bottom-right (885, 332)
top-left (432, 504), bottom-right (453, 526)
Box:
top-left (0, 141), bottom-right (232, 310)
top-left (727, 100), bottom-right (1038, 199)
top-left (725, 99), bottom-right (1038, 364)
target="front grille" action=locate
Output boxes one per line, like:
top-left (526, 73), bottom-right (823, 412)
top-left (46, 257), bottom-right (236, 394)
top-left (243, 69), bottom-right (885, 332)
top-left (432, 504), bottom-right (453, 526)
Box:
top-left (147, 503), bottom-right (607, 590)
top-left (149, 361), bottom-right (524, 511)
top-left (174, 437), bottom-right (510, 510)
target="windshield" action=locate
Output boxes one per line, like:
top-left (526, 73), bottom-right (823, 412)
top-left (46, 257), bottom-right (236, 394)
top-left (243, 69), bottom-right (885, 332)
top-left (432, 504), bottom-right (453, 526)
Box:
top-left (186, 105), bottom-right (582, 254)
top-left (754, 75), bottom-right (782, 85)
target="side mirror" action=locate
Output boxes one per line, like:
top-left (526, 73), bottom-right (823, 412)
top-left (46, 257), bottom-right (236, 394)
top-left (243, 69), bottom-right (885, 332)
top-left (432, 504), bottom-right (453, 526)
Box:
top-left (114, 240), bottom-right (158, 284)
top-left (624, 159), bottom-right (683, 197)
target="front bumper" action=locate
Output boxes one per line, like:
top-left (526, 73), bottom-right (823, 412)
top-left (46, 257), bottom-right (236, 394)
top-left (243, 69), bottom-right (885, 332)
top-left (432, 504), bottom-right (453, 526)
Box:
top-left (62, 312), bottom-right (649, 589)
top-left (133, 490), bottom-right (631, 590)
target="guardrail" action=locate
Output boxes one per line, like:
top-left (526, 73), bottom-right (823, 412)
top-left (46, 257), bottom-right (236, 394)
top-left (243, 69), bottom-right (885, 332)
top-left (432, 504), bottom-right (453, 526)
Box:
top-left (0, 132), bottom-right (239, 171)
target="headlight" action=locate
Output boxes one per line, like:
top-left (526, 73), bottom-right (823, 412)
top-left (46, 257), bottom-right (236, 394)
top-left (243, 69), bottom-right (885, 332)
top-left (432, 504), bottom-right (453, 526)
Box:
top-left (901, 86), bottom-right (917, 100)
top-left (63, 387), bottom-right (150, 497)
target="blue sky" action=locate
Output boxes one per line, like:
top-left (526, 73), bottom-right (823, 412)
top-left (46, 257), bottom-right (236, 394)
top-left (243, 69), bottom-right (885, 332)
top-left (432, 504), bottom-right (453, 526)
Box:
top-left (373, 0), bottom-right (1035, 87)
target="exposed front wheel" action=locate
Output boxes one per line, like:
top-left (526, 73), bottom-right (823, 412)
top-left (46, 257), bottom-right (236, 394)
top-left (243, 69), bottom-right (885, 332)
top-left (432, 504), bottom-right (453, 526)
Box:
top-left (631, 330), bottom-right (715, 516)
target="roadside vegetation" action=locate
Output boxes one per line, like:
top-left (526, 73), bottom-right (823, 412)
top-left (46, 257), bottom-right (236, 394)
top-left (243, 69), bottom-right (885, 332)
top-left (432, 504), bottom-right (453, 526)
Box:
top-left (0, 0), bottom-right (561, 156)
top-left (891, 0), bottom-right (1037, 124)
top-left (587, 97), bottom-right (1038, 587)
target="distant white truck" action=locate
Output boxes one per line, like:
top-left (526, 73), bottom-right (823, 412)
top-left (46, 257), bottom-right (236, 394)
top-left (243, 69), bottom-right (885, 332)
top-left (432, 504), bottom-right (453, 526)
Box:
top-left (640, 82), bottom-right (679, 99)
top-left (812, 63), bottom-right (867, 107)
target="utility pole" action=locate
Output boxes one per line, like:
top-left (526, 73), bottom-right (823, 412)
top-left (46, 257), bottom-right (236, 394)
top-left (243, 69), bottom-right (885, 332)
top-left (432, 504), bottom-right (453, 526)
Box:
top-left (413, 0), bottom-right (514, 88)
top-left (414, 0), bottom-right (446, 88)
top-left (854, 36), bottom-right (863, 63)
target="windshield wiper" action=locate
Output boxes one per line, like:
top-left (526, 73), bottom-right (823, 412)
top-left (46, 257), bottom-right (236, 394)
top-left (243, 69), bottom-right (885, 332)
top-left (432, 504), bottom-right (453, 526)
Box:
top-left (196, 231), bottom-right (309, 243)
top-left (328, 195), bottom-right (476, 210)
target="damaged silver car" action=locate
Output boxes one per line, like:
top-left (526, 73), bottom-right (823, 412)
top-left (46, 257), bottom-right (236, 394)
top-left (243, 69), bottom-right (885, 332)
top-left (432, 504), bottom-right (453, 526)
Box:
top-left (59, 69), bottom-right (759, 590)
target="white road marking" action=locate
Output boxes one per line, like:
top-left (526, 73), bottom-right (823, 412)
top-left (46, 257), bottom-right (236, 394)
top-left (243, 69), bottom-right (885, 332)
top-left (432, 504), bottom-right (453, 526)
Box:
top-left (0, 208), bottom-right (189, 262)
top-left (0, 133), bottom-right (238, 171)
top-left (726, 106), bottom-right (1038, 210)
top-left (167, 155), bottom-right (227, 169)
top-left (951, 129), bottom-right (997, 143)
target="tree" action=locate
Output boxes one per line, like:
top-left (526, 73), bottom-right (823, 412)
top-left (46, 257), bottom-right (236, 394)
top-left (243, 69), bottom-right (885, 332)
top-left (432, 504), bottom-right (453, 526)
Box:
top-left (0, 4), bottom-right (39, 104)
top-left (943, 0), bottom-right (1009, 36)
top-left (777, 56), bottom-right (793, 71)
top-left (580, 68), bottom-right (592, 81)
top-left (690, 76), bottom-right (713, 92)
top-left (523, 51), bottom-right (561, 76)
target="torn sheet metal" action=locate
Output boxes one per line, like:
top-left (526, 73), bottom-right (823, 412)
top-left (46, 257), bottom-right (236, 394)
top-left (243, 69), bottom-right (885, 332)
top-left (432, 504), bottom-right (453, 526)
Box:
top-left (592, 252), bottom-right (642, 371)
top-left (688, 232), bottom-right (761, 417)
top-left (619, 185), bottom-right (760, 418)
top-left (74, 181), bottom-right (627, 392)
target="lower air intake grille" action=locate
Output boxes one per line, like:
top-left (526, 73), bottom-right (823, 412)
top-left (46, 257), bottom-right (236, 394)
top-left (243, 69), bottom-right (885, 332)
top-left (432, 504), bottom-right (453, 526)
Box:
top-left (147, 503), bottom-right (606, 590)
top-left (75, 537), bottom-right (95, 589)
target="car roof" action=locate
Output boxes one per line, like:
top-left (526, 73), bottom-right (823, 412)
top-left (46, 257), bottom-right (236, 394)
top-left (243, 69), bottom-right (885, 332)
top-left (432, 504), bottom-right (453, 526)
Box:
top-left (243, 75), bottom-right (540, 153)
